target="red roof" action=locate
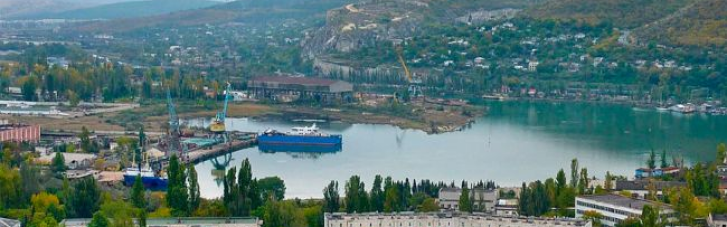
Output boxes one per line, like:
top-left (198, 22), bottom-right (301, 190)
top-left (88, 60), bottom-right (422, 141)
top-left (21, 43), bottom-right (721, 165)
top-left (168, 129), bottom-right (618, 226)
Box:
top-left (250, 76), bottom-right (340, 86)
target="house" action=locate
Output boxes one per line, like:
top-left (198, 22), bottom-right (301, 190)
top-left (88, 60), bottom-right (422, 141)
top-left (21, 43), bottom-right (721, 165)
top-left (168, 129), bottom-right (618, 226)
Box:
top-left (527, 61), bottom-right (539, 72)
top-left (38, 152), bottom-right (96, 170)
top-left (635, 167), bottom-right (680, 178)
top-left (709, 214), bottom-right (727, 227)
top-left (0, 218), bottom-right (20, 227)
top-left (47, 57), bottom-right (69, 69)
top-left (438, 187), bottom-right (497, 212)
top-left (325, 212), bottom-right (591, 227)
top-left (614, 180), bottom-right (686, 199)
top-left (494, 199), bottom-right (519, 216)
top-left (576, 194), bottom-right (675, 227)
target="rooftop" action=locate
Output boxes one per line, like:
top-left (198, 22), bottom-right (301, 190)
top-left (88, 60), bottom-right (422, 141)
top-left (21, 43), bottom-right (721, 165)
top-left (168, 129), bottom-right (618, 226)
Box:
top-left (578, 194), bottom-right (672, 211)
top-left (615, 180), bottom-right (686, 191)
top-left (62, 217), bottom-right (259, 226)
top-left (0, 218), bottom-right (20, 227)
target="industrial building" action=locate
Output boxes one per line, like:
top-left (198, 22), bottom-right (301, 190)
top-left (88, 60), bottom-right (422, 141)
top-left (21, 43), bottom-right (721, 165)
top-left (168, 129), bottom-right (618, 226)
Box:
top-left (0, 123), bottom-right (41, 142)
top-left (0, 218), bottom-right (20, 227)
top-left (575, 194), bottom-right (675, 227)
top-left (438, 187), bottom-right (498, 212)
top-left (62, 217), bottom-right (261, 227)
top-left (324, 212), bottom-right (591, 227)
top-left (247, 76), bottom-right (353, 103)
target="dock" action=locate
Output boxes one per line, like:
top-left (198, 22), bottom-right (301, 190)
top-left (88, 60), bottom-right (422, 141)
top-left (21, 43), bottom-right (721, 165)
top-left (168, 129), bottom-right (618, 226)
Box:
top-left (184, 136), bottom-right (257, 164)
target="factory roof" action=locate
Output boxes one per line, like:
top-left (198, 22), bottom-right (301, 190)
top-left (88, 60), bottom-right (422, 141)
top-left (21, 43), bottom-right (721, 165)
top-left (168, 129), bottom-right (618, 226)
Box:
top-left (578, 194), bottom-right (673, 211)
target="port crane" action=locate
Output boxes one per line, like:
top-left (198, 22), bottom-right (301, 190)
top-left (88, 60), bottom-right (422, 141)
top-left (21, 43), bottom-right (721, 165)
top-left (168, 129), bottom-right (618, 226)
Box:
top-left (166, 89), bottom-right (185, 161)
top-left (395, 46), bottom-right (423, 103)
top-left (210, 82), bottom-right (231, 143)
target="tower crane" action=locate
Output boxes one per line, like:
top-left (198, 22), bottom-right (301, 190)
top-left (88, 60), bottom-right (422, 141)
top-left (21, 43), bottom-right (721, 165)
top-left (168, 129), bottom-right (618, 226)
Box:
top-left (166, 89), bottom-right (184, 161)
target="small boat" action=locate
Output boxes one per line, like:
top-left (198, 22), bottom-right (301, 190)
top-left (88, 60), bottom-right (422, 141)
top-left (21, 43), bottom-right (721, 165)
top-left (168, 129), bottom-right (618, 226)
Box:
top-left (258, 124), bottom-right (342, 150)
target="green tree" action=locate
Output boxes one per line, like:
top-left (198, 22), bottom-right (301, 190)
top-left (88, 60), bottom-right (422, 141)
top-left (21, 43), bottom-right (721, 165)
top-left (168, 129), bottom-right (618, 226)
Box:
top-left (615, 217), bottom-right (643, 227)
top-left (68, 178), bottom-right (101, 218)
top-left (323, 181), bottom-right (340, 213)
top-left (556, 169), bottom-right (567, 195)
top-left (641, 205), bottom-right (663, 227)
top-left (131, 175), bottom-right (146, 209)
top-left (604, 171), bottom-right (612, 191)
top-left (188, 164), bottom-right (200, 212)
top-left (258, 176), bottom-right (285, 202)
top-left (648, 149), bottom-right (657, 170)
top-left (660, 150), bottom-right (668, 168)
top-left (369, 175), bottom-right (384, 212)
top-left (582, 210), bottom-right (603, 227)
top-left (718, 143), bottom-right (727, 164)
top-left (570, 159), bottom-right (579, 188)
top-left (100, 200), bottom-right (135, 227)
top-left (0, 164), bottom-right (21, 208)
top-left (344, 175), bottom-right (368, 213)
top-left (459, 185), bottom-right (472, 212)
top-left (88, 212), bottom-right (110, 227)
top-left (51, 152), bottom-right (65, 173)
top-left (578, 168), bottom-right (589, 194)
top-left (262, 200), bottom-right (306, 227)
top-left (418, 198), bottom-right (439, 212)
top-left (166, 155), bottom-right (189, 216)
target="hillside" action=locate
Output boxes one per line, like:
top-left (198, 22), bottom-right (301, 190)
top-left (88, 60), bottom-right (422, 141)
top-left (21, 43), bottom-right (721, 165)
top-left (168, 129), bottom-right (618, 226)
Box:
top-left (302, 0), bottom-right (541, 55)
top-left (524, 0), bottom-right (696, 28)
top-left (32, 0), bottom-right (220, 20)
top-left (75, 0), bottom-right (352, 32)
top-left (635, 0), bottom-right (727, 46)
top-left (0, 0), bottom-right (82, 19)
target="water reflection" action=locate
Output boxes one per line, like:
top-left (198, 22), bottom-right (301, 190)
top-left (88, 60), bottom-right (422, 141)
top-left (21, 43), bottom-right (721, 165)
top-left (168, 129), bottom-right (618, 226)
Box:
top-left (209, 152), bottom-right (233, 186)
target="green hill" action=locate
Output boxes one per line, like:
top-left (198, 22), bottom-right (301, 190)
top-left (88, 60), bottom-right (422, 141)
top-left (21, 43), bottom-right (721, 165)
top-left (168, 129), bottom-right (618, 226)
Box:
top-left (635, 0), bottom-right (727, 46)
top-left (524, 0), bottom-right (696, 28)
top-left (75, 0), bottom-right (353, 32)
top-left (29, 0), bottom-right (220, 20)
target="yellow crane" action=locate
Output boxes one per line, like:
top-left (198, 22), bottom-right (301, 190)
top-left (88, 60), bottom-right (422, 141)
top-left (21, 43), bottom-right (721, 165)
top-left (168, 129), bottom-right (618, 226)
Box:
top-left (395, 46), bottom-right (422, 102)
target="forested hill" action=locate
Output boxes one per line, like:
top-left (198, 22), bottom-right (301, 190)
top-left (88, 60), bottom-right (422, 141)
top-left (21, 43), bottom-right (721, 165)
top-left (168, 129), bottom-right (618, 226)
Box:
top-left (75, 0), bottom-right (354, 33)
top-left (24, 0), bottom-right (220, 20)
top-left (523, 0), bottom-right (697, 29)
top-left (635, 0), bottom-right (727, 47)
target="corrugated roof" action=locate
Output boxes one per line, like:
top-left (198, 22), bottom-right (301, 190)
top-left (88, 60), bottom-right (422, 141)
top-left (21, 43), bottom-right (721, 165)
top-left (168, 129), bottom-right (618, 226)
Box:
top-left (0, 218), bottom-right (20, 227)
top-left (250, 76), bottom-right (340, 86)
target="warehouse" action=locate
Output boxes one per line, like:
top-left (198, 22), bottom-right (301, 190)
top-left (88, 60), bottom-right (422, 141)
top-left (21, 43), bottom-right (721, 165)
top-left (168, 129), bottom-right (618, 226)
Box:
top-left (248, 76), bottom-right (353, 103)
top-left (0, 123), bottom-right (41, 143)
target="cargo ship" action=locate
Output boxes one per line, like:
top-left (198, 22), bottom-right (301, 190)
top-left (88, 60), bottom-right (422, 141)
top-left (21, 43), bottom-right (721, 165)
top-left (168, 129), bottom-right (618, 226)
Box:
top-left (258, 124), bottom-right (342, 151)
top-left (123, 154), bottom-right (168, 190)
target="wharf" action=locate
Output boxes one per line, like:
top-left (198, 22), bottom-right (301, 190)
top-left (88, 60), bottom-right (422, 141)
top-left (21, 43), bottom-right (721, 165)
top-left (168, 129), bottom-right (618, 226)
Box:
top-left (184, 137), bottom-right (256, 164)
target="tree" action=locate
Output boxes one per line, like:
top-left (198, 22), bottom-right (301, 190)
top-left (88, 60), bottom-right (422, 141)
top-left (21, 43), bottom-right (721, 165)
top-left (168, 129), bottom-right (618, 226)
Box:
top-left (641, 205), bottom-right (662, 227)
top-left (648, 149), bottom-right (657, 171)
top-left (660, 150), bottom-right (668, 168)
top-left (68, 178), bottom-right (101, 218)
top-left (51, 152), bottom-right (65, 173)
top-left (582, 210), bottom-right (603, 227)
top-left (556, 169), bottom-right (567, 194)
top-left (131, 176), bottom-right (146, 209)
top-left (88, 212), bottom-right (110, 227)
top-left (188, 164), bottom-right (200, 212)
top-left (0, 164), bottom-right (21, 209)
top-left (100, 200), bottom-right (135, 227)
top-left (383, 181), bottom-right (399, 212)
top-left (458, 185), bottom-right (472, 212)
top-left (604, 171), bottom-right (612, 191)
top-left (718, 143), bottom-right (727, 164)
top-left (262, 200), bottom-right (306, 227)
top-left (166, 155), bottom-right (189, 217)
top-left (369, 175), bottom-right (384, 212)
top-left (344, 175), bottom-right (368, 213)
top-left (578, 168), bottom-right (589, 194)
top-left (418, 198), bottom-right (439, 212)
top-left (67, 90), bottom-right (80, 107)
top-left (615, 217), bottom-right (643, 227)
top-left (570, 159), bottom-right (579, 188)
top-left (258, 176), bottom-right (286, 202)
top-left (323, 181), bottom-right (340, 213)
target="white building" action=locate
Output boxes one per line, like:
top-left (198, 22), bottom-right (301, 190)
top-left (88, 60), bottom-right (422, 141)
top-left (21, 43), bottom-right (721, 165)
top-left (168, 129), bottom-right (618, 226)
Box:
top-left (438, 187), bottom-right (498, 212)
top-left (709, 214), bottom-right (727, 227)
top-left (324, 212), bottom-right (591, 227)
top-left (575, 194), bottom-right (674, 227)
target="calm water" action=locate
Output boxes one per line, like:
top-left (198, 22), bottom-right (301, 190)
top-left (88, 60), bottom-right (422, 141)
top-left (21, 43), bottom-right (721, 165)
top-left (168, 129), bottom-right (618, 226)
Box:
top-left (191, 101), bottom-right (727, 199)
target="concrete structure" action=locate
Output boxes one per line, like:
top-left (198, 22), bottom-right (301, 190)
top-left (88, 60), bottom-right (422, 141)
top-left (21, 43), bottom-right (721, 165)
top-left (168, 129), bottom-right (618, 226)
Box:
top-left (324, 212), bottom-right (591, 227)
top-left (438, 187), bottom-right (498, 212)
top-left (0, 218), bottom-right (20, 227)
top-left (614, 180), bottom-right (686, 199)
top-left (0, 123), bottom-right (40, 142)
top-left (494, 199), bottom-right (519, 216)
top-left (248, 76), bottom-right (353, 103)
top-left (709, 214), bottom-right (727, 227)
top-left (62, 217), bottom-right (261, 227)
top-left (576, 194), bottom-right (675, 227)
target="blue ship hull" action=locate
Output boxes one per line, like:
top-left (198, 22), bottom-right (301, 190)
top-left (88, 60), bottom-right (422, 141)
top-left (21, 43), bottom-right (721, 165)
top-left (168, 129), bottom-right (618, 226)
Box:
top-left (258, 134), bottom-right (342, 147)
top-left (259, 143), bottom-right (342, 153)
top-left (123, 175), bottom-right (168, 190)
